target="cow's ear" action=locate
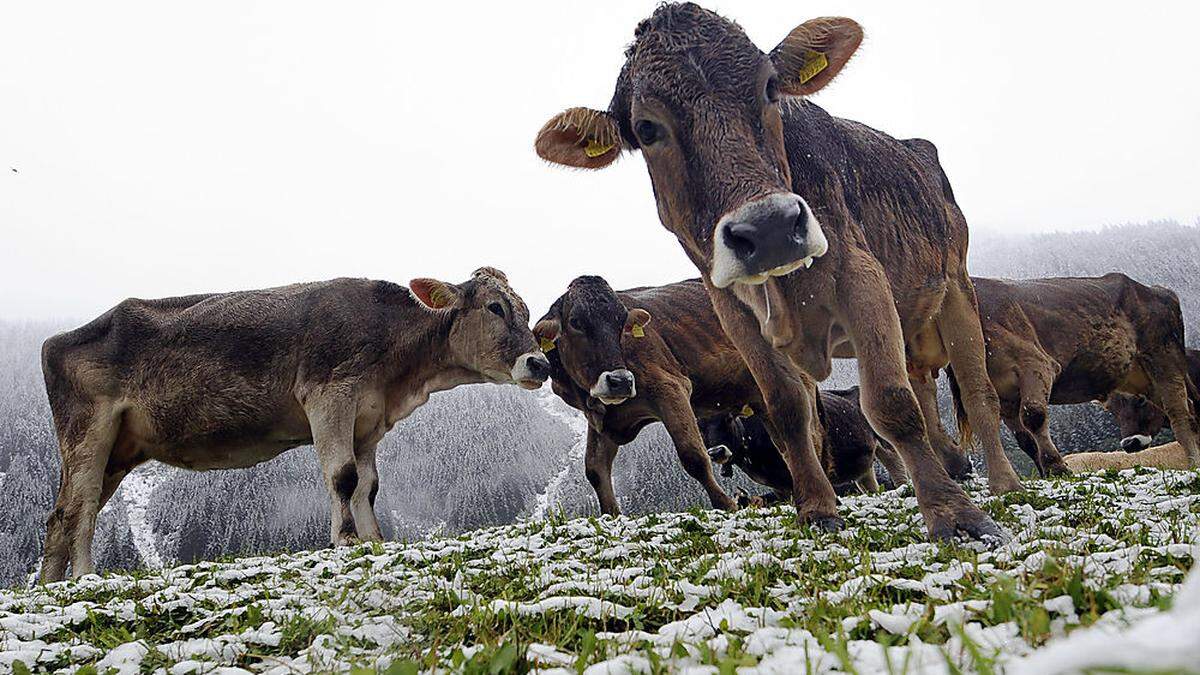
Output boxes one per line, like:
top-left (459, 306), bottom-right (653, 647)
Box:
top-left (409, 278), bottom-right (463, 311)
top-left (535, 107), bottom-right (623, 169)
top-left (533, 317), bottom-right (561, 352)
top-left (770, 17), bottom-right (863, 96)
top-left (624, 308), bottom-right (651, 336)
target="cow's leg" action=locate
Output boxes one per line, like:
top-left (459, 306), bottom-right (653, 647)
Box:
top-left (709, 290), bottom-right (840, 528)
top-left (873, 441), bottom-right (909, 487)
top-left (584, 428), bottom-right (622, 515)
top-left (655, 385), bottom-right (737, 511)
top-left (54, 412), bottom-right (120, 580)
top-left (305, 393), bottom-right (360, 546)
top-left (1017, 370), bottom-right (1070, 476)
top-left (937, 278), bottom-right (1023, 494)
top-left (1000, 398), bottom-right (1044, 476)
top-left (350, 438), bottom-right (383, 542)
top-left (1148, 363), bottom-right (1200, 467)
top-left (911, 374), bottom-right (973, 480)
top-left (857, 468), bottom-right (880, 493)
top-left (840, 257), bottom-right (1000, 540)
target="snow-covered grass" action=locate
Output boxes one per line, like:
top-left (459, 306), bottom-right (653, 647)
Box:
top-left (1, 469), bottom-right (1198, 674)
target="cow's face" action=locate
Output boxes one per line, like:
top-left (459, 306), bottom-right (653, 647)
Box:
top-left (1104, 394), bottom-right (1166, 452)
top-left (534, 276), bottom-right (651, 405)
top-left (409, 267), bottom-right (549, 389)
top-left (536, 3), bottom-right (861, 288)
top-left (700, 413), bottom-right (744, 478)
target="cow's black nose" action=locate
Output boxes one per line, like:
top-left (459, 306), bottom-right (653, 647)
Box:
top-left (526, 355), bottom-right (550, 380)
top-left (721, 199), bottom-right (808, 275)
top-left (605, 370), bottom-right (634, 392)
top-left (604, 369), bottom-right (633, 386)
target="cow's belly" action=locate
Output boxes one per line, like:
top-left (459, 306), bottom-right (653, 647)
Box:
top-left (151, 437), bottom-right (308, 470)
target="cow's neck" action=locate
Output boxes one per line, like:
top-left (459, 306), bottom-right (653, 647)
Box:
top-left (380, 309), bottom-right (487, 425)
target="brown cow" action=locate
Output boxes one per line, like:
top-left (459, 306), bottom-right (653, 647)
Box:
top-left (39, 268), bottom-right (549, 582)
top-left (535, 276), bottom-right (749, 514)
top-left (701, 387), bottom-right (910, 497)
top-left (534, 3), bottom-right (1011, 539)
top-left (1105, 349), bottom-right (1200, 451)
top-left (944, 275), bottom-right (1200, 474)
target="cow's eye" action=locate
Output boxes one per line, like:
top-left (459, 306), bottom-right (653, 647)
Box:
top-left (634, 119), bottom-right (661, 146)
top-left (765, 76), bottom-right (780, 104)
top-left (568, 316), bottom-right (584, 332)
top-left (487, 302), bottom-right (505, 318)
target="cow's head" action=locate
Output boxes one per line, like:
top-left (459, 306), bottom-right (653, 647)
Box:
top-left (536, 3), bottom-right (861, 288)
top-left (1103, 394), bottom-right (1166, 452)
top-left (699, 413), bottom-right (747, 478)
top-left (409, 267), bottom-right (549, 389)
top-left (534, 276), bottom-right (651, 405)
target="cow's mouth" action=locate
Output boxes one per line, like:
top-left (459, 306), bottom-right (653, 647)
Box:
top-left (737, 256), bottom-right (817, 285)
top-left (707, 445), bottom-right (733, 464)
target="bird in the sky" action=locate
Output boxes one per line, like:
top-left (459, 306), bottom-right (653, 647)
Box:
top-left (9, 168), bottom-right (16, 173)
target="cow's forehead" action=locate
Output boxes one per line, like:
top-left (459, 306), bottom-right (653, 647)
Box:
top-left (475, 274), bottom-right (528, 319)
top-left (616, 4), bottom-right (764, 122)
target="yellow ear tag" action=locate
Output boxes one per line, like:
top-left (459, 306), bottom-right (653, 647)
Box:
top-left (584, 139), bottom-right (615, 158)
top-left (740, 404), bottom-right (755, 417)
top-left (539, 337), bottom-right (556, 353)
top-left (797, 50), bottom-right (829, 85)
top-left (631, 323), bottom-right (645, 338)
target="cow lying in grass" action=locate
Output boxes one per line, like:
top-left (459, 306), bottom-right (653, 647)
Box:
top-left (39, 267), bottom-right (549, 582)
top-left (701, 386), bottom-right (909, 501)
top-left (1063, 442), bottom-right (1192, 472)
top-left (1105, 349), bottom-right (1200, 451)
top-left (946, 274), bottom-right (1200, 475)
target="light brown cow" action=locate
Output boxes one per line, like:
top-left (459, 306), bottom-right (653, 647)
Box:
top-left (39, 268), bottom-right (549, 582)
top-left (534, 3), bottom-right (1012, 540)
top-left (946, 275), bottom-right (1199, 473)
top-left (1063, 442), bottom-right (1192, 472)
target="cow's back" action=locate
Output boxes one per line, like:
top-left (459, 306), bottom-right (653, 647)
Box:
top-left (782, 102), bottom-right (962, 280)
top-left (618, 279), bottom-right (758, 411)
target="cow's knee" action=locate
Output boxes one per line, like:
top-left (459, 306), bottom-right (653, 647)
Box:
top-left (867, 386), bottom-right (927, 446)
top-left (1020, 403), bottom-right (1047, 433)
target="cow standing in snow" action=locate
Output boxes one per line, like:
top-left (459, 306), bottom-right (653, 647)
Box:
top-left (39, 267), bottom-right (549, 582)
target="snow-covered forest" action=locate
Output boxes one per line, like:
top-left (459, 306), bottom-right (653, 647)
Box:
top-left (0, 220), bottom-right (1197, 587)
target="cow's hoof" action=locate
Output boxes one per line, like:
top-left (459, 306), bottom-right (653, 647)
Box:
top-left (1044, 461), bottom-right (1072, 477)
top-left (927, 504), bottom-right (1007, 545)
top-left (987, 473), bottom-right (1023, 496)
top-left (798, 513), bottom-right (845, 533)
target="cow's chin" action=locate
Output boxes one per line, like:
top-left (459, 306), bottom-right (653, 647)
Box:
top-left (595, 395), bottom-right (631, 406)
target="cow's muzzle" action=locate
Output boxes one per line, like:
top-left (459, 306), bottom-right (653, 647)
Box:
top-left (710, 193), bottom-right (827, 289)
top-left (1120, 434), bottom-right (1154, 452)
top-left (512, 352), bottom-right (551, 389)
top-left (590, 369), bottom-right (635, 405)
top-left (707, 444), bottom-right (733, 464)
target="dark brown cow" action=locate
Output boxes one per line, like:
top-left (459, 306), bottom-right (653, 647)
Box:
top-left (39, 268), bottom-right (549, 582)
top-left (945, 275), bottom-right (1199, 470)
top-left (702, 386), bottom-right (910, 497)
top-left (535, 276), bottom-right (753, 514)
top-left (535, 3), bottom-right (1011, 539)
top-left (1105, 349), bottom-right (1200, 451)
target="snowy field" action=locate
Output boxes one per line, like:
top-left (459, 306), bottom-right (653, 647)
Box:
top-left (1, 469), bottom-right (1198, 674)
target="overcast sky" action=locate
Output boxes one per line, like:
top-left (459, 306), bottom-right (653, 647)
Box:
top-left (2, 1), bottom-right (1198, 321)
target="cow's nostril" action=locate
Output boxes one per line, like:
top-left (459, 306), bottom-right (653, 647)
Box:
top-left (527, 357), bottom-right (550, 379)
top-left (792, 205), bottom-right (808, 241)
top-left (723, 222), bottom-right (757, 261)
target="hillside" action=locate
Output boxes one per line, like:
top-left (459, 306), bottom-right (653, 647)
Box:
top-left (2, 469), bottom-right (1197, 673)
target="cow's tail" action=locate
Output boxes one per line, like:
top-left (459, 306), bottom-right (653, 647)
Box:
top-left (945, 366), bottom-right (973, 449)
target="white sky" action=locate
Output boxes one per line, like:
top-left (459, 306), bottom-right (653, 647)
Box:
top-left (2, 1), bottom-right (1198, 320)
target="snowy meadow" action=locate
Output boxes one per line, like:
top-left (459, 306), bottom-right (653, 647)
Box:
top-left (0, 222), bottom-right (1199, 671)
